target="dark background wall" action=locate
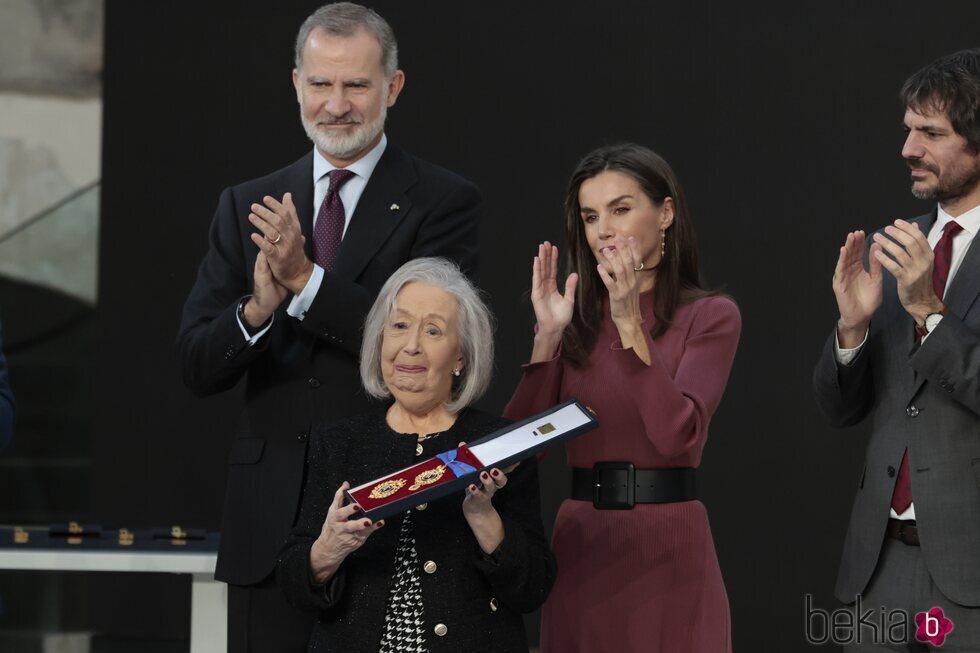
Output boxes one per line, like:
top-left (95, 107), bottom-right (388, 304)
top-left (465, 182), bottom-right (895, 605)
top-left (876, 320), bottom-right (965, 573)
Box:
top-left (94, 1), bottom-right (980, 650)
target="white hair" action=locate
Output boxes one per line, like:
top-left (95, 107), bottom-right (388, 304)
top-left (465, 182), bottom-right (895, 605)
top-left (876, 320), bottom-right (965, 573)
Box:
top-left (360, 258), bottom-right (494, 413)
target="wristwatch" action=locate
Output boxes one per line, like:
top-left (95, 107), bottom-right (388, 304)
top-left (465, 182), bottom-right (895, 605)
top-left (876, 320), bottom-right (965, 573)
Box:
top-left (915, 308), bottom-right (945, 338)
top-left (925, 311), bottom-right (944, 333)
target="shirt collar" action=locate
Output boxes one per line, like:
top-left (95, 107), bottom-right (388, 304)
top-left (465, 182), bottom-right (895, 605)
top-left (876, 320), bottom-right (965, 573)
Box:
top-left (312, 132), bottom-right (388, 184)
top-left (937, 201), bottom-right (980, 237)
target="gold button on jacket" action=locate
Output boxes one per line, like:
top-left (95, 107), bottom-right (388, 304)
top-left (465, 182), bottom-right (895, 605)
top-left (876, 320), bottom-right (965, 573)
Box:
top-left (423, 560), bottom-right (437, 574)
top-left (490, 597), bottom-right (498, 612)
top-left (434, 623), bottom-right (448, 637)
top-left (415, 503), bottom-right (427, 511)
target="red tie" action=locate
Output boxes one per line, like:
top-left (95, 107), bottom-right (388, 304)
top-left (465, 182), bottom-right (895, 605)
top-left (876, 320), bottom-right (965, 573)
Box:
top-left (313, 169), bottom-right (356, 271)
top-left (891, 219), bottom-right (963, 514)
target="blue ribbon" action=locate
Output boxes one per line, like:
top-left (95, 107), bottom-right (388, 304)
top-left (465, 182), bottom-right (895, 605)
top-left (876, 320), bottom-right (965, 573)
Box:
top-left (437, 449), bottom-right (478, 478)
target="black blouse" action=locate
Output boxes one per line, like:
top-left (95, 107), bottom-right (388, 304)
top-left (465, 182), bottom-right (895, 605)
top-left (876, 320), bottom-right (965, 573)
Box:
top-left (276, 406), bottom-right (556, 652)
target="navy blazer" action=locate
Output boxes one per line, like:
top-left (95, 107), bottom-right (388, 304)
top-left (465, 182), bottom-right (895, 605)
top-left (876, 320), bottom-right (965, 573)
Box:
top-left (177, 143), bottom-right (481, 584)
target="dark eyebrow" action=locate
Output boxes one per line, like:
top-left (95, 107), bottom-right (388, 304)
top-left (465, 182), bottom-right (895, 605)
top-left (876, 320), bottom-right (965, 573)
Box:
top-left (605, 194), bottom-right (634, 208)
top-left (904, 120), bottom-right (949, 134)
top-left (580, 195), bottom-right (635, 214)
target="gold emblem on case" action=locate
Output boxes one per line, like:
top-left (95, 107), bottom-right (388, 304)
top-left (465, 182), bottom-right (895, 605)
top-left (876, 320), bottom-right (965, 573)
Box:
top-left (13, 527), bottom-right (28, 544)
top-left (369, 478), bottom-right (407, 499)
top-left (410, 464), bottom-right (447, 490)
top-left (532, 422), bottom-right (556, 436)
top-left (119, 528), bottom-right (134, 546)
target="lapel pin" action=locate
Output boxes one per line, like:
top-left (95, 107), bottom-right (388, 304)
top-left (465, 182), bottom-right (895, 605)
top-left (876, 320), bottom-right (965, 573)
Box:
top-left (389, 203), bottom-right (400, 211)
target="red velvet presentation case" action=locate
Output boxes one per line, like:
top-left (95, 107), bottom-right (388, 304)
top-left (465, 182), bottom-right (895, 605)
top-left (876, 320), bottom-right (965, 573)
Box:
top-left (345, 400), bottom-right (598, 521)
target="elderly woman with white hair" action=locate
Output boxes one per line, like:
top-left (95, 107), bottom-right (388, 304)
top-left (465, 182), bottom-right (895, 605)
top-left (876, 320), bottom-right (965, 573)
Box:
top-left (277, 257), bottom-right (556, 653)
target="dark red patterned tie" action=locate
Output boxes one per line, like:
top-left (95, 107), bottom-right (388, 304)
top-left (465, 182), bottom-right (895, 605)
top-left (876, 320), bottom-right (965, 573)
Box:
top-left (313, 169), bottom-right (356, 271)
top-left (891, 219), bottom-right (963, 514)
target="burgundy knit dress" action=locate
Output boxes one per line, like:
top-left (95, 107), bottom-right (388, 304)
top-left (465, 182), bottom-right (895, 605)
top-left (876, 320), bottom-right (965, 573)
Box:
top-left (504, 293), bottom-right (740, 653)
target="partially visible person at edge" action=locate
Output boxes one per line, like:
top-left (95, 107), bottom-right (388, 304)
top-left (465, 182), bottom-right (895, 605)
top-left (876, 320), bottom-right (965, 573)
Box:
top-left (505, 143), bottom-right (740, 652)
top-left (0, 320), bottom-right (14, 451)
top-left (176, 3), bottom-right (480, 650)
top-left (814, 48), bottom-right (980, 651)
top-left (277, 257), bottom-right (556, 652)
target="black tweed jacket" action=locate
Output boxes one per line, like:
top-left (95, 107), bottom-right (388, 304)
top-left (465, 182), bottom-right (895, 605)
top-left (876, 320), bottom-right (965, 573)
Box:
top-left (277, 407), bottom-right (556, 652)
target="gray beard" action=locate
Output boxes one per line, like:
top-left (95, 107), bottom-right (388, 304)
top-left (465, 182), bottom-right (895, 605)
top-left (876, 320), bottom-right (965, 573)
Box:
top-left (301, 104), bottom-right (387, 161)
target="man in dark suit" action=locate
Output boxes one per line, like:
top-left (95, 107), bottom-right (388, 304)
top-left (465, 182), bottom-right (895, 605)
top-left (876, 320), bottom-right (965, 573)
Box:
top-left (814, 49), bottom-right (980, 651)
top-left (177, 3), bottom-right (479, 650)
top-left (0, 320), bottom-right (13, 451)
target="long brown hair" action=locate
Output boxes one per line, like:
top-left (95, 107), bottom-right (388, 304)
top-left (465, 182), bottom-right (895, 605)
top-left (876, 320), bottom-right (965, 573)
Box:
top-left (562, 143), bottom-right (714, 366)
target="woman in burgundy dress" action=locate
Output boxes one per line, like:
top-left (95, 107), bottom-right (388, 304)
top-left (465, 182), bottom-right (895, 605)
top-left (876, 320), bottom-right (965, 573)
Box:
top-left (505, 143), bottom-right (740, 652)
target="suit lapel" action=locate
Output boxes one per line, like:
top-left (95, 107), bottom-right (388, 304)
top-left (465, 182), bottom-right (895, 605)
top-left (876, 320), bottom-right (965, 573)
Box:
top-left (334, 145), bottom-right (417, 281)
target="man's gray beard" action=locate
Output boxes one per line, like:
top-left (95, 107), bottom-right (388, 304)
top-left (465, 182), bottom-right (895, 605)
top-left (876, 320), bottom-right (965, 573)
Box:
top-left (301, 105), bottom-right (387, 161)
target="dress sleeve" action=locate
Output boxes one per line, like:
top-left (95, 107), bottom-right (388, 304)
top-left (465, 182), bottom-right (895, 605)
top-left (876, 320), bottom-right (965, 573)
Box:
top-left (502, 350), bottom-right (565, 421)
top-left (611, 296), bottom-right (741, 462)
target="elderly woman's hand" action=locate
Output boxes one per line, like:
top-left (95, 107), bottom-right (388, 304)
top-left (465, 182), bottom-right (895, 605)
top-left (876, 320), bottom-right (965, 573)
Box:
top-left (461, 463), bottom-right (507, 555)
top-left (309, 482), bottom-right (384, 585)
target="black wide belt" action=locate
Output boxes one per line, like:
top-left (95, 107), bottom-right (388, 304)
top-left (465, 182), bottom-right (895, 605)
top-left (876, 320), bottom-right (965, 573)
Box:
top-left (571, 463), bottom-right (696, 509)
top-left (886, 518), bottom-right (920, 546)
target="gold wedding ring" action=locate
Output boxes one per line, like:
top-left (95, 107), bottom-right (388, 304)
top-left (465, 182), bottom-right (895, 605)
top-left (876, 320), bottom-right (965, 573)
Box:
top-left (267, 232), bottom-right (282, 244)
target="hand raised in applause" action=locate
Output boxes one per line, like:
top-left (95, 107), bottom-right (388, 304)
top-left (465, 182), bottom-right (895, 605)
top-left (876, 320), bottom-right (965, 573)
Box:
top-left (529, 242), bottom-right (578, 362)
top-left (594, 236), bottom-right (651, 363)
top-left (242, 252), bottom-right (289, 329)
top-left (833, 230), bottom-right (883, 348)
top-left (871, 220), bottom-right (943, 325)
top-left (249, 192), bottom-right (314, 295)
top-left (309, 482), bottom-right (384, 585)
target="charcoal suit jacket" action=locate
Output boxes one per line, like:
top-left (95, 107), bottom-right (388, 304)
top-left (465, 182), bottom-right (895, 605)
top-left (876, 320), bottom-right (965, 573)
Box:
top-left (813, 210), bottom-right (980, 606)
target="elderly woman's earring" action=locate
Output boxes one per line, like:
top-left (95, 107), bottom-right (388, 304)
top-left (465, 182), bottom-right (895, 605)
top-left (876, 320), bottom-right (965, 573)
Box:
top-left (452, 367), bottom-right (461, 377)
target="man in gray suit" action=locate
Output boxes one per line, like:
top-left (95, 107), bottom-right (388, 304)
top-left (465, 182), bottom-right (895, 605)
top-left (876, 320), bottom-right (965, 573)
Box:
top-left (814, 48), bottom-right (980, 651)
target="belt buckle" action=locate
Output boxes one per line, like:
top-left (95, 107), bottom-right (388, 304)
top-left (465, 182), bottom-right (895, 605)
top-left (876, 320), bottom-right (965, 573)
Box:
top-left (592, 462), bottom-right (635, 509)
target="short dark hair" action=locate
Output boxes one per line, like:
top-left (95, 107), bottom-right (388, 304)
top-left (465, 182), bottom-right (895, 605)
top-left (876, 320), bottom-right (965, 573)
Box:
top-left (562, 143), bottom-right (716, 366)
top-left (901, 48), bottom-right (980, 152)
